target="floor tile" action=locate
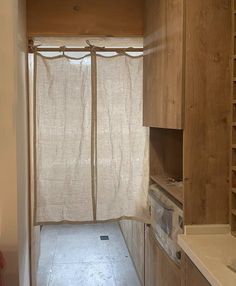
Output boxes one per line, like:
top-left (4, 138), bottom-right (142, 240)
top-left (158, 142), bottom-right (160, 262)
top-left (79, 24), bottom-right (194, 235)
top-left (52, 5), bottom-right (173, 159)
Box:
top-left (48, 262), bottom-right (116, 286)
top-left (111, 259), bottom-right (141, 286)
top-left (54, 235), bottom-right (110, 263)
top-left (37, 226), bottom-right (59, 286)
top-left (37, 222), bottom-right (141, 286)
top-left (37, 269), bottom-right (52, 286)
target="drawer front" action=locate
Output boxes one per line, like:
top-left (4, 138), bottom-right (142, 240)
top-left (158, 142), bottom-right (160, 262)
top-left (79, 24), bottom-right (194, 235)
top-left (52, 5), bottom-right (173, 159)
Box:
top-left (145, 226), bottom-right (181, 286)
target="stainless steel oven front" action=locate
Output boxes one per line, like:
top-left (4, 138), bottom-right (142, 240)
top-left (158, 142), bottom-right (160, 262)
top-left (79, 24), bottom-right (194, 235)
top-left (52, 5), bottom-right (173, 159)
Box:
top-left (149, 184), bottom-right (183, 264)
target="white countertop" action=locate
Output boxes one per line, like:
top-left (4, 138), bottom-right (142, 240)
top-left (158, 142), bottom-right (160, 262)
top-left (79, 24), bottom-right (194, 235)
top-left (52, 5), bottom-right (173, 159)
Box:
top-left (178, 225), bottom-right (236, 286)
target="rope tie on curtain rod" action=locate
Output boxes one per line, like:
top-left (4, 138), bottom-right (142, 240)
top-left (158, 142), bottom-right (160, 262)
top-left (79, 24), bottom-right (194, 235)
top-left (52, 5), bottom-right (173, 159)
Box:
top-left (85, 40), bottom-right (105, 53)
top-left (28, 40), bottom-right (143, 54)
top-left (59, 45), bottom-right (66, 56)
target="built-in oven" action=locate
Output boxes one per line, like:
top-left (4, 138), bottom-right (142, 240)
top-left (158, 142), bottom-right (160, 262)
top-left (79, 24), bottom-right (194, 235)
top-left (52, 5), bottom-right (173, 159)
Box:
top-left (149, 183), bottom-right (183, 264)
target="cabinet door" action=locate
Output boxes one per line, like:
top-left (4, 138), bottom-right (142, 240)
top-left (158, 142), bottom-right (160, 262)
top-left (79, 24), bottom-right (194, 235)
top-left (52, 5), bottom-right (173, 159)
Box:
top-left (145, 227), bottom-right (181, 286)
top-left (143, 0), bottom-right (184, 129)
top-left (182, 254), bottom-right (211, 286)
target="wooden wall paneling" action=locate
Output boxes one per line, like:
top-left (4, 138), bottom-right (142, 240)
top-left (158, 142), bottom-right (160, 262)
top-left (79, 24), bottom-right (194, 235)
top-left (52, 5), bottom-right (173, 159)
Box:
top-left (119, 220), bottom-right (145, 285)
top-left (27, 0), bottom-right (144, 36)
top-left (183, 0), bottom-right (231, 224)
top-left (231, 0), bottom-right (236, 236)
top-left (143, 0), bottom-right (184, 129)
top-left (150, 128), bottom-right (165, 177)
top-left (145, 226), bottom-right (181, 286)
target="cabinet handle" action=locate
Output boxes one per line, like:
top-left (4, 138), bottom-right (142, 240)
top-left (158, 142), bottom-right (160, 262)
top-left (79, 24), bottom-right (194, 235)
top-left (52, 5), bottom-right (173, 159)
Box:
top-left (176, 251), bottom-right (181, 260)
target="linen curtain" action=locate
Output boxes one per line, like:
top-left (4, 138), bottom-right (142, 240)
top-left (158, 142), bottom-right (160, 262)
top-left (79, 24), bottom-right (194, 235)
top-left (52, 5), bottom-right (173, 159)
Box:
top-left (96, 55), bottom-right (149, 220)
top-left (35, 52), bottom-right (149, 224)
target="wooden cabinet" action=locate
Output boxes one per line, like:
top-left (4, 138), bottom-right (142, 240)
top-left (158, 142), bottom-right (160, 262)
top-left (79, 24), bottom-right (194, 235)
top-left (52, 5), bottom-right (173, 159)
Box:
top-left (145, 0), bottom-right (231, 225)
top-left (143, 0), bottom-right (184, 129)
top-left (145, 226), bottom-right (181, 286)
top-left (143, 0), bottom-right (231, 131)
top-left (183, 0), bottom-right (231, 225)
top-left (181, 253), bottom-right (211, 286)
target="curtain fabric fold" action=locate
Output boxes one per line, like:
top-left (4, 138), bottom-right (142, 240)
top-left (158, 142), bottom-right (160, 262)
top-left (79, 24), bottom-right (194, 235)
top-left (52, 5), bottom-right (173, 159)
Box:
top-left (34, 51), bottom-right (149, 224)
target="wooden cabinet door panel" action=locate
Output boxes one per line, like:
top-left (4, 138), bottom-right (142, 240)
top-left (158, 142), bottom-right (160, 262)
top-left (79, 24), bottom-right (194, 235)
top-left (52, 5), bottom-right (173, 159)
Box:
top-left (183, 254), bottom-right (211, 286)
top-left (145, 227), bottom-right (181, 286)
top-left (143, 0), bottom-right (184, 129)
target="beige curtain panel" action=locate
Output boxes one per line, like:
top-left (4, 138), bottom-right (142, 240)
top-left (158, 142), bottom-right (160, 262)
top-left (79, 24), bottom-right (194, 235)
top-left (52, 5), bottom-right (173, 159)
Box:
top-left (35, 52), bottom-right (149, 224)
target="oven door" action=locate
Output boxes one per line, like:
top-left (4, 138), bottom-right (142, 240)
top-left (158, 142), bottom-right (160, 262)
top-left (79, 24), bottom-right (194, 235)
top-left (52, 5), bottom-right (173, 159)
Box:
top-left (149, 184), bottom-right (183, 264)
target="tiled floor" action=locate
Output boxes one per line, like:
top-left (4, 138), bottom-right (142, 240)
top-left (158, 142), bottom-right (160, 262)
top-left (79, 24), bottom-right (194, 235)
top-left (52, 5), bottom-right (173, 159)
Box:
top-left (37, 222), bottom-right (141, 286)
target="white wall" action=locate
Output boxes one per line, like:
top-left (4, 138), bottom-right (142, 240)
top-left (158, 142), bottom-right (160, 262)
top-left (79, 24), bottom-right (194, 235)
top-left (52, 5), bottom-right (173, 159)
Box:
top-left (0, 0), bottom-right (30, 285)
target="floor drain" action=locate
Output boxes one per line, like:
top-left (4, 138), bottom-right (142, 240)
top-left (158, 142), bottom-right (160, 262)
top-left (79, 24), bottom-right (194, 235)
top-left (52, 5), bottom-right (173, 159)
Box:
top-left (100, 235), bottom-right (109, 240)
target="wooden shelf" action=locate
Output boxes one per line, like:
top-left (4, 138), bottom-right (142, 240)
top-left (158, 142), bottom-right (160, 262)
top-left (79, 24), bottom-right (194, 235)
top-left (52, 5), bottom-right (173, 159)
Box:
top-left (232, 188), bottom-right (236, 194)
top-left (232, 122), bottom-right (236, 126)
top-left (232, 100), bottom-right (236, 104)
top-left (232, 144), bottom-right (236, 149)
top-left (233, 77), bottom-right (236, 82)
top-left (150, 175), bottom-right (183, 204)
top-left (232, 166), bottom-right (236, 171)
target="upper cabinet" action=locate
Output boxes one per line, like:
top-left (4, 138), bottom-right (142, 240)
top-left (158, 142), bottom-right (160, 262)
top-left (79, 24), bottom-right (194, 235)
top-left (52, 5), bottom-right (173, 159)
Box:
top-left (143, 0), bottom-right (184, 129)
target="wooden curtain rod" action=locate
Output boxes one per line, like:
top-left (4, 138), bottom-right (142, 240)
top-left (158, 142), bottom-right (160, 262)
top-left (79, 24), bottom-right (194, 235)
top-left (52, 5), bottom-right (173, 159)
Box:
top-left (29, 46), bottom-right (143, 53)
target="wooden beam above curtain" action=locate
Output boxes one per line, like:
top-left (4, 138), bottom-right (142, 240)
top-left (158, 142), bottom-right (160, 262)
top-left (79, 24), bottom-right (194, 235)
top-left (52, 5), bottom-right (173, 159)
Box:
top-left (27, 0), bottom-right (145, 37)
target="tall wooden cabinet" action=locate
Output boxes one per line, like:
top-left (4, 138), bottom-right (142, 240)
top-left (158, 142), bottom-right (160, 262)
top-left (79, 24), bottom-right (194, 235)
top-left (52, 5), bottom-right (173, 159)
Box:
top-left (183, 0), bottom-right (231, 225)
top-left (144, 0), bottom-right (231, 225)
top-left (143, 0), bottom-right (231, 285)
